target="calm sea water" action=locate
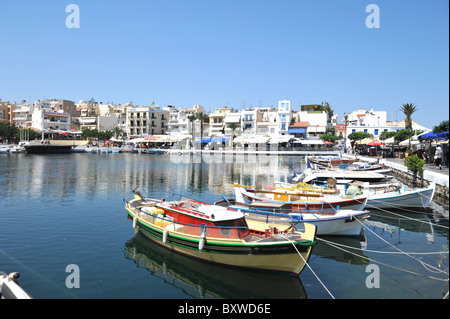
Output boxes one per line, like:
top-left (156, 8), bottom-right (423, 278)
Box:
top-left (0, 152), bottom-right (448, 299)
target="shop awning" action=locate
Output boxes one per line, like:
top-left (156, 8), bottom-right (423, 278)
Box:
top-left (299, 140), bottom-right (324, 145)
top-left (234, 136), bottom-right (269, 144)
top-left (269, 135), bottom-right (294, 143)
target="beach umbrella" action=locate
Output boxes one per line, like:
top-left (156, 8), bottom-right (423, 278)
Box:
top-left (367, 140), bottom-right (385, 146)
top-left (323, 141), bottom-right (334, 145)
top-left (58, 131), bottom-right (71, 135)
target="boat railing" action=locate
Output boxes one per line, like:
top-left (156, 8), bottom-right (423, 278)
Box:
top-left (125, 200), bottom-right (251, 239)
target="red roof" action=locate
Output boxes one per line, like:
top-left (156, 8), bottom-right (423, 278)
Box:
top-left (289, 121), bottom-right (309, 128)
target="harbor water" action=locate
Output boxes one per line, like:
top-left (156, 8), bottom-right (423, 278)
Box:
top-left (0, 152), bottom-right (448, 299)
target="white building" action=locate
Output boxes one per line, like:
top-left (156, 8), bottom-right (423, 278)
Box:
top-left (126, 106), bottom-right (168, 138)
top-left (343, 109), bottom-right (414, 147)
top-left (31, 109), bottom-right (71, 132)
top-left (293, 104), bottom-right (331, 139)
top-left (12, 103), bottom-right (34, 128)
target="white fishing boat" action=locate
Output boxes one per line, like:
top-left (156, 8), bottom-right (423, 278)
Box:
top-left (346, 182), bottom-right (436, 210)
top-left (294, 168), bottom-right (393, 184)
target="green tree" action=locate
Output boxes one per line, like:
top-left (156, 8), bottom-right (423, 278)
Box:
top-left (113, 126), bottom-right (123, 139)
top-left (320, 133), bottom-right (339, 143)
top-left (226, 122), bottom-right (240, 148)
top-left (0, 122), bottom-right (19, 142)
top-left (187, 114), bottom-right (197, 147)
top-left (400, 103), bottom-right (418, 134)
top-left (404, 155), bottom-right (424, 186)
top-left (196, 112), bottom-right (208, 143)
top-left (433, 120), bottom-right (449, 133)
top-left (347, 131), bottom-right (373, 142)
top-left (379, 131), bottom-right (397, 140)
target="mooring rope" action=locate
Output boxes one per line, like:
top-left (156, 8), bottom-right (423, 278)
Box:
top-left (353, 198), bottom-right (449, 229)
top-left (281, 234), bottom-right (335, 299)
top-left (318, 237), bottom-right (449, 255)
top-left (352, 216), bottom-right (449, 276)
top-left (316, 237), bottom-right (448, 282)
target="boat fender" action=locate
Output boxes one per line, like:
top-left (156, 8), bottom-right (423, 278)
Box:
top-left (162, 228), bottom-right (168, 244)
top-left (132, 216), bottom-right (137, 229)
top-left (8, 272), bottom-right (20, 281)
top-left (199, 231), bottom-right (206, 253)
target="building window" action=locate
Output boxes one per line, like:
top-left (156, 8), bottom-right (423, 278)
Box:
top-left (364, 129), bottom-right (368, 133)
top-left (374, 129), bottom-right (379, 135)
top-left (352, 129), bottom-right (356, 133)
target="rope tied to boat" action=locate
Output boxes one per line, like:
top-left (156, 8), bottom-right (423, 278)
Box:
top-left (351, 215), bottom-right (449, 277)
top-left (280, 233), bottom-right (335, 299)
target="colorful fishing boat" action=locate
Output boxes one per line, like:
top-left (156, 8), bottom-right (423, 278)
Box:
top-left (233, 184), bottom-right (368, 212)
top-left (124, 190), bottom-right (317, 276)
top-left (308, 156), bottom-right (357, 167)
top-left (215, 197), bottom-right (370, 236)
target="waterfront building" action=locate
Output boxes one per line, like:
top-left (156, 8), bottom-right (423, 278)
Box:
top-left (343, 108), bottom-right (430, 147)
top-left (240, 107), bottom-right (262, 135)
top-left (208, 106), bottom-right (232, 137)
top-left (0, 101), bottom-right (15, 124)
top-left (294, 104), bottom-right (333, 139)
top-left (31, 109), bottom-right (71, 132)
top-left (126, 106), bottom-right (168, 138)
top-left (223, 111), bottom-right (241, 137)
top-left (12, 102), bottom-right (34, 128)
top-left (288, 121), bottom-right (309, 139)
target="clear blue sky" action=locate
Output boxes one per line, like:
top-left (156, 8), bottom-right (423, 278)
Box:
top-left (0, 0), bottom-right (448, 128)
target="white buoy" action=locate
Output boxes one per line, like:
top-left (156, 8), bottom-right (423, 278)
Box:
top-left (133, 216), bottom-right (137, 229)
top-left (162, 228), bottom-right (168, 244)
top-left (198, 231), bottom-right (206, 253)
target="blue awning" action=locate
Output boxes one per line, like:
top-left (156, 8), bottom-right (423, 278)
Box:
top-left (288, 127), bottom-right (306, 134)
top-left (211, 137), bottom-right (229, 143)
top-left (194, 138), bottom-right (213, 143)
top-left (418, 131), bottom-right (448, 139)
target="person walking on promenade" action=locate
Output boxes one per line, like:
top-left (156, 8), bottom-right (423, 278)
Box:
top-left (434, 146), bottom-right (443, 169)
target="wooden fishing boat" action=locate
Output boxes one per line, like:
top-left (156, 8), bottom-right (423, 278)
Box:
top-left (216, 197), bottom-right (370, 236)
top-left (344, 182), bottom-right (436, 210)
top-left (308, 156), bottom-right (357, 166)
top-left (124, 190), bottom-right (317, 276)
top-left (233, 184), bottom-right (368, 212)
top-left (276, 180), bottom-right (436, 210)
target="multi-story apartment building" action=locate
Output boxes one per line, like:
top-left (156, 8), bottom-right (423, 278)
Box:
top-left (208, 106), bottom-right (232, 136)
top-left (31, 109), bottom-right (71, 132)
top-left (126, 106), bottom-right (168, 138)
top-left (293, 104), bottom-right (332, 139)
top-left (0, 101), bottom-right (14, 124)
top-left (12, 102), bottom-right (34, 128)
top-left (344, 109), bottom-right (398, 147)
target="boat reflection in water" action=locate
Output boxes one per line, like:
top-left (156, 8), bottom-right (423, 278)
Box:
top-left (312, 234), bottom-right (370, 266)
top-left (124, 232), bottom-right (308, 299)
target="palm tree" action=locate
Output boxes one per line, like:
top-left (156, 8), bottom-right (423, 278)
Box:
top-left (400, 103), bottom-right (418, 150)
top-left (226, 122), bottom-right (240, 149)
top-left (113, 126), bottom-right (123, 139)
top-left (196, 112), bottom-right (208, 143)
top-left (187, 114), bottom-right (197, 148)
top-left (400, 103), bottom-right (418, 134)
